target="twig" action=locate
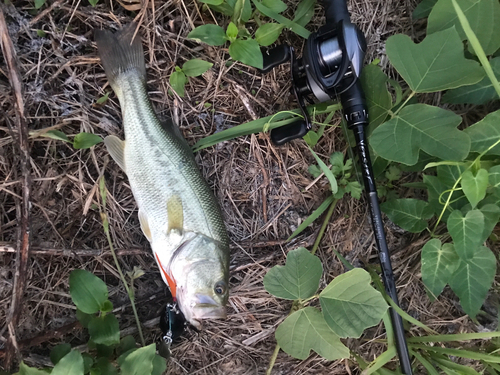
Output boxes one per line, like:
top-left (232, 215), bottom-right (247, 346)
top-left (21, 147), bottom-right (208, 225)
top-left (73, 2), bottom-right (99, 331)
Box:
top-left (0, 7), bottom-right (31, 370)
top-left (0, 244), bottom-right (150, 257)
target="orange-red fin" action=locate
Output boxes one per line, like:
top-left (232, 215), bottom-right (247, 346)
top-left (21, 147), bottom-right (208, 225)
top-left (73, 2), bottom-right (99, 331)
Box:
top-left (155, 253), bottom-right (177, 300)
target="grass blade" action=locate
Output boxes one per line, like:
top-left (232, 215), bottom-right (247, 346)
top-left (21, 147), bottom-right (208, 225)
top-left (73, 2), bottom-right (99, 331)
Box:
top-left (309, 147), bottom-right (338, 193)
top-left (451, 0), bottom-right (500, 99)
top-left (287, 195), bottom-right (334, 241)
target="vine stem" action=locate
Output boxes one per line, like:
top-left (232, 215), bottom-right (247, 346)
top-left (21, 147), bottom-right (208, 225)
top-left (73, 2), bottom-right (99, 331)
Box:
top-left (100, 177), bottom-right (146, 346)
top-left (265, 198), bottom-right (339, 374)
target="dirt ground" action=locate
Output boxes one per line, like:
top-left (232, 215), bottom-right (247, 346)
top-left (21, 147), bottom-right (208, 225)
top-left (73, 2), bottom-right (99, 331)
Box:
top-left (0, 0), bottom-right (498, 374)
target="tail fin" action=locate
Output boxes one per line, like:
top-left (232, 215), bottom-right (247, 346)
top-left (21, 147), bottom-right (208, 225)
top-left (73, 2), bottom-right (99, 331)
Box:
top-left (94, 23), bottom-right (146, 91)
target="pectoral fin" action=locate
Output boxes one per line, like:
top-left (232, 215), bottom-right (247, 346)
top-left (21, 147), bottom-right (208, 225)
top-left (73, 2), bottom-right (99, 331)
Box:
top-left (138, 209), bottom-right (152, 242)
top-left (167, 195), bottom-right (183, 233)
top-left (104, 135), bottom-right (126, 172)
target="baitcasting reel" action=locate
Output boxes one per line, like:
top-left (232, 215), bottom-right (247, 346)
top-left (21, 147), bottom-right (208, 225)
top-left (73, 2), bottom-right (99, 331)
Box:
top-left (261, 0), bottom-right (367, 145)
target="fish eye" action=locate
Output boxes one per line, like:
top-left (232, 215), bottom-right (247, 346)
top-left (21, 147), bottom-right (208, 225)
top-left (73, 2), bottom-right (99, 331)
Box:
top-left (214, 281), bottom-right (227, 295)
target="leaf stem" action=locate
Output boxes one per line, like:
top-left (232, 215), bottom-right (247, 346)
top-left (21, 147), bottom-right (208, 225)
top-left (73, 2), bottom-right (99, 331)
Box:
top-left (391, 90), bottom-right (415, 117)
top-left (99, 177), bottom-right (146, 346)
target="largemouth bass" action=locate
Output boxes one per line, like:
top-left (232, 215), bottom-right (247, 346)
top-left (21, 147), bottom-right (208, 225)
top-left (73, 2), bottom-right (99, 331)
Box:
top-left (94, 24), bottom-right (229, 328)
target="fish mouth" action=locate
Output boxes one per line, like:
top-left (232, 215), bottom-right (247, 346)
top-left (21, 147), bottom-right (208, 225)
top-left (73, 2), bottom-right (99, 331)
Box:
top-left (187, 294), bottom-right (227, 328)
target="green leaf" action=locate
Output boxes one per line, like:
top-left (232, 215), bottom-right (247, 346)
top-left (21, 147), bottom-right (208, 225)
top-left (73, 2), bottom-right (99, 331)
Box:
top-left (287, 195), bottom-right (335, 241)
top-left (264, 247), bottom-right (323, 300)
top-left (479, 203), bottom-right (500, 243)
top-left (96, 92), bottom-right (110, 105)
top-left (442, 56), bottom-right (500, 104)
top-left (34, 0), bottom-right (46, 9)
top-left (182, 59), bottom-right (213, 77)
top-left (187, 24), bottom-right (227, 46)
top-left (69, 270), bottom-right (109, 314)
top-left (261, 0), bottom-right (287, 13)
top-left (370, 104), bottom-right (470, 165)
top-left (447, 209), bottom-right (485, 260)
top-left (255, 23), bottom-right (284, 46)
top-left (151, 355), bottom-right (167, 375)
top-left (427, 0), bottom-right (500, 56)
top-left (75, 308), bottom-right (93, 329)
top-left (36, 29), bottom-right (46, 37)
top-left (275, 307), bottom-right (349, 360)
top-left (88, 314), bottom-right (120, 346)
top-left (413, 0), bottom-right (438, 19)
top-left (118, 335), bottom-right (136, 355)
top-left (52, 350), bottom-right (84, 375)
top-left (309, 147), bottom-right (338, 193)
top-left (100, 299), bottom-right (113, 313)
top-left (345, 181), bottom-right (362, 199)
top-left (489, 165), bottom-right (500, 195)
top-left (464, 109), bottom-right (500, 156)
top-left (319, 268), bottom-right (388, 338)
top-left (82, 353), bottom-right (93, 374)
top-left (449, 246), bottom-right (496, 318)
top-left (50, 343), bottom-right (71, 365)
top-left (169, 71), bottom-right (187, 97)
top-left (461, 169), bottom-right (488, 208)
top-left (329, 152), bottom-right (345, 176)
top-left (40, 129), bottom-right (70, 143)
top-left (293, 0), bottom-right (316, 27)
top-left (360, 64), bottom-right (392, 131)
top-left (307, 164), bottom-right (321, 178)
top-left (120, 344), bottom-right (156, 375)
top-left (17, 362), bottom-right (48, 375)
top-left (228, 38), bottom-right (263, 69)
top-left (73, 133), bottom-right (103, 149)
top-left (381, 198), bottom-right (434, 233)
top-left (198, 0), bottom-right (224, 5)
top-left (92, 358), bottom-right (118, 375)
top-left (386, 27), bottom-right (485, 92)
top-left (421, 239), bottom-right (460, 300)
top-left (226, 22), bottom-right (239, 41)
top-left (303, 131), bottom-right (320, 148)
top-left (89, 0), bottom-right (99, 7)
top-left (252, 0), bottom-right (311, 39)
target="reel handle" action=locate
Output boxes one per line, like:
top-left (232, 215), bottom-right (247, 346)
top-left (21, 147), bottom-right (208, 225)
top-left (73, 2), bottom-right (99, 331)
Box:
top-left (270, 120), bottom-right (309, 146)
top-left (321, 0), bottom-right (350, 24)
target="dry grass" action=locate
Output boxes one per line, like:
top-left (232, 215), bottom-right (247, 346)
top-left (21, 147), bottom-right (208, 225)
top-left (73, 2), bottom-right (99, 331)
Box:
top-left (0, 0), bottom-right (497, 374)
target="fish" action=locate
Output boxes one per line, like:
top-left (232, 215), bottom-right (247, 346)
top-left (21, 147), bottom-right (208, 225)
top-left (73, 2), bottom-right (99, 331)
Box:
top-left (94, 23), bottom-right (230, 328)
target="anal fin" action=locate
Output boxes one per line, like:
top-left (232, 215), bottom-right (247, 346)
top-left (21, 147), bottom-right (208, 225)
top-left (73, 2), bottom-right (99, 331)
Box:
top-left (104, 135), bottom-right (126, 172)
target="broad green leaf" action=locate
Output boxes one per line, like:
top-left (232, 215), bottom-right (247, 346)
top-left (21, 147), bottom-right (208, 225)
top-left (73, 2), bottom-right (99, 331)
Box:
top-left (169, 71), bottom-right (187, 97)
top-left (293, 0), bottom-right (316, 27)
top-left (198, 0), bottom-right (224, 4)
top-left (17, 362), bottom-right (49, 375)
top-left (255, 23), bottom-right (284, 46)
top-left (187, 24), bottom-right (227, 46)
top-left (442, 56), bottom-right (500, 104)
top-left (82, 354), bottom-right (93, 374)
top-left (386, 27), bottom-right (484, 92)
top-left (427, 0), bottom-right (500, 56)
top-left (479, 203), bottom-right (500, 243)
top-left (449, 246), bottom-right (496, 318)
top-left (303, 130), bottom-right (320, 148)
top-left (329, 152), bottom-right (345, 176)
top-left (118, 335), bottom-right (136, 355)
top-left (226, 22), bottom-right (238, 41)
top-left (73, 132), bottom-right (103, 149)
top-left (275, 307), bottom-right (349, 360)
top-left (307, 164), bottom-right (321, 178)
top-left (208, 1), bottom-right (235, 16)
top-left (360, 64), bottom-right (392, 131)
top-left (228, 38), bottom-right (263, 69)
top-left (319, 268), bottom-right (388, 338)
top-left (92, 358), bottom-right (118, 375)
top-left (151, 355), bottom-right (167, 375)
top-left (76, 308), bottom-right (93, 328)
top-left (232, 0), bottom-right (252, 23)
top-left (381, 198), bottom-right (434, 233)
top-left (489, 165), bottom-right (500, 195)
top-left (69, 269), bottom-right (109, 314)
top-left (447, 209), bottom-right (485, 260)
top-left (421, 239), bottom-right (460, 300)
top-left (182, 59), bottom-right (213, 77)
top-left (309, 147), bottom-right (338, 193)
top-left (120, 344), bottom-right (156, 375)
top-left (370, 104), bottom-right (470, 165)
top-left (264, 247), bottom-right (322, 300)
top-left (423, 174), bottom-right (465, 221)
top-left (52, 350), bottom-right (84, 375)
top-left (288, 195), bottom-right (334, 240)
top-left (464, 109), bottom-right (500, 156)
top-left (89, 0), bottom-right (99, 6)
top-left (88, 314), bottom-right (120, 346)
top-left (41, 129), bottom-right (70, 142)
top-left (34, 0), bottom-right (45, 9)
top-left (437, 164), bottom-right (467, 187)
top-left (252, 0), bottom-right (311, 39)
top-left (50, 343), bottom-right (71, 365)
top-left (461, 169), bottom-right (488, 208)
top-left (261, 0), bottom-right (287, 13)
top-left (413, 0), bottom-right (438, 19)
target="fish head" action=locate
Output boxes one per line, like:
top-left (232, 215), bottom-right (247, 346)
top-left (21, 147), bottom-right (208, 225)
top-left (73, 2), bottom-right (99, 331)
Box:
top-left (169, 234), bottom-right (229, 329)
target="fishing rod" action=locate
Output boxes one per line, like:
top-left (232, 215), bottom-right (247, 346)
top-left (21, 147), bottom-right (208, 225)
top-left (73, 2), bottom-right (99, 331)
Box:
top-left (261, 0), bottom-right (413, 373)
